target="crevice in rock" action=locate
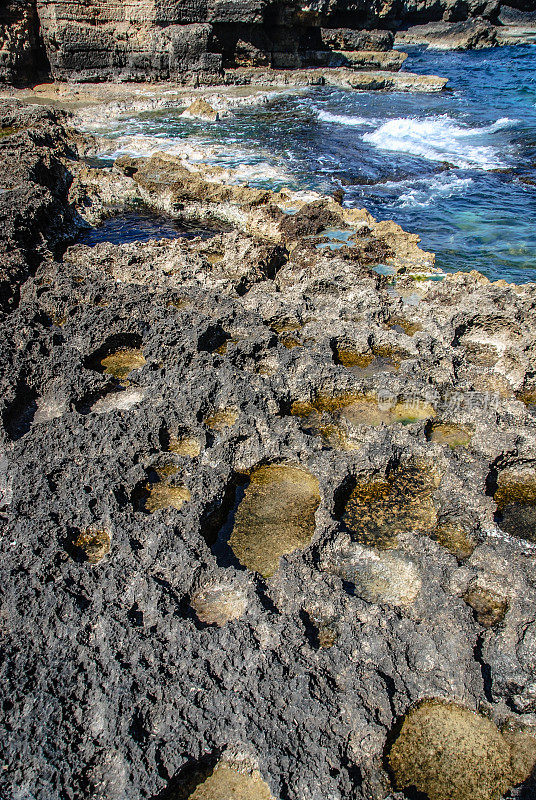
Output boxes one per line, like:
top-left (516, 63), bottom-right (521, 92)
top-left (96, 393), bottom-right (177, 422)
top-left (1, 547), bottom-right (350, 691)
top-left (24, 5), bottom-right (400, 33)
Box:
top-left (2, 381), bottom-right (38, 440)
top-left (474, 634), bottom-right (494, 703)
top-left (201, 474), bottom-right (248, 570)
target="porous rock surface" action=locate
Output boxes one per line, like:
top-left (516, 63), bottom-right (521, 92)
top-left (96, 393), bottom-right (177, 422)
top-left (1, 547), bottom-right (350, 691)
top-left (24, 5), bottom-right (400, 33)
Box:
top-left (1, 103), bottom-right (536, 800)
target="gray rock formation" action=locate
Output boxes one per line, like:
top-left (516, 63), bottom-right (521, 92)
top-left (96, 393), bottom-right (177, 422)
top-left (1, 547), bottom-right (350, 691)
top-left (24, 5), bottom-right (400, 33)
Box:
top-left (395, 17), bottom-right (499, 48)
top-left (0, 0), bottom-right (48, 84)
top-left (0, 0), bottom-right (534, 84)
top-left (0, 102), bottom-right (535, 800)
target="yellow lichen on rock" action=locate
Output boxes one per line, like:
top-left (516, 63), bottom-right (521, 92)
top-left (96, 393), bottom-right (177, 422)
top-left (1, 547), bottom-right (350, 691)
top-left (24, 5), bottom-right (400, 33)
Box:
top-left (168, 435), bottom-right (202, 457)
top-left (145, 483), bottom-right (191, 512)
top-left (73, 527), bottom-right (111, 564)
top-left (229, 464), bottom-right (321, 577)
top-left (100, 348), bottom-right (146, 380)
top-left (204, 408), bottom-right (239, 430)
top-left (388, 700), bottom-right (515, 800)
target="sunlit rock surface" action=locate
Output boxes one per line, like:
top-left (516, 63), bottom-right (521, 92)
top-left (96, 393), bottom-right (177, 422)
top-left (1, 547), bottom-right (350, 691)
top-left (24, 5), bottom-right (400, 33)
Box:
top-left (0, 101), bottom-right (535, 800)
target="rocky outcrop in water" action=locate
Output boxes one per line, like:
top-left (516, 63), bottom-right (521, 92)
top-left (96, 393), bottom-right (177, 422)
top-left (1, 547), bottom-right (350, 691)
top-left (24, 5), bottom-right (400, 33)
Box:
top-left (1, 102), bottom-right (536, 800)
top-left (395, 17), bottom-right (500, 48)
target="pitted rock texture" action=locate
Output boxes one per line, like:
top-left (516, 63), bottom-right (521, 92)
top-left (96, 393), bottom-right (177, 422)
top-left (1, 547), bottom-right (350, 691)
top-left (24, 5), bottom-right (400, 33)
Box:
top-left (1, 105), bottom-right (536, 800)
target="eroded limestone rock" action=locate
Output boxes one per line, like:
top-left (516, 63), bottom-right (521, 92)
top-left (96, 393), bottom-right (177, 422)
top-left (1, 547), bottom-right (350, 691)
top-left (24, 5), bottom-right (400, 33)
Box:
top-left (191, 583), bottom-right (248, 626)
top-left (327, 543), bottom-right (422, 606)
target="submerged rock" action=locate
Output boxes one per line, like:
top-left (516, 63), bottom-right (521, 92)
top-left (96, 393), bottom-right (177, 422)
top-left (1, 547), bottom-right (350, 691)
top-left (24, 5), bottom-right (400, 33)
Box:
top-left (188, 762), bottom-right (275, 800)
top-left (341, 461), bottom-right (441, 548)
top-left (229, 465), bottom-right (321, 577)
top-left (493, 464), bottom-right (536, 544)
top-left (388, 700), bottom-right (515, 800)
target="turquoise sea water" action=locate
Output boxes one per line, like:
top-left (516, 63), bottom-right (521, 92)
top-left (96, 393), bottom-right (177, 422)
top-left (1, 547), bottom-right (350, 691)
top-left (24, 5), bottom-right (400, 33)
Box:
top-left (91, 45), bottom-right (536, 282)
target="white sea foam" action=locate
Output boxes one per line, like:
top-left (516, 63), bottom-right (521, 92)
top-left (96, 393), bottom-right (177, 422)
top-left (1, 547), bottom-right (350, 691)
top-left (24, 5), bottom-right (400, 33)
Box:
top-left (378, 172), bottom-right (474, 208)
top-left (316, 109), bottom-right (377, 127)
top-left (362, 115), bottom-right (516, 170)
top-left (101, 133), bottom-right (292, 186)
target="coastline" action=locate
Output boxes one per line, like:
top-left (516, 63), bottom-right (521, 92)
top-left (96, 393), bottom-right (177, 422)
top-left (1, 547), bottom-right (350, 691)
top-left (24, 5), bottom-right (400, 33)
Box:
top-left (1, 65), bottom-right (536, 800)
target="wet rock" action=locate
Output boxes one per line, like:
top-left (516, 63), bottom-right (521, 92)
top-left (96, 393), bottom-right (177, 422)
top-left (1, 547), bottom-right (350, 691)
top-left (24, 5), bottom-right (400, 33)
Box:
top-left (426, 421), bottom-right (474, 448)
top-left (279, 201), bottom-right (342, 241)
top-left (388, 700), bottom-right (514, 800)
top-left (493, 464), bottom-right (536, 544)
top-left (230, 464), bottom-right (321, 577)
top-left (182, 99), bottom-right (220, 121)
top-left (463, 583), bottom-right (508, 627)
top-left (341, 461), bottom-right (441, 549)
top-left (292, 392), bottom-right (436, 432)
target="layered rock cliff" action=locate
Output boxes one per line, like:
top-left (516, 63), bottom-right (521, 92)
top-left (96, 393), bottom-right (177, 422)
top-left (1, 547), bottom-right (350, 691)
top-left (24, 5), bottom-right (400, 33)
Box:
top-left (1, 0), bottom-right (534, 85)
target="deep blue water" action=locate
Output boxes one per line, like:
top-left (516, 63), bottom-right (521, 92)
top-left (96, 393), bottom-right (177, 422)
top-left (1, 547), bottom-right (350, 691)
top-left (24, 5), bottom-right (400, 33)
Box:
top-left (92, 45), bottom-right (536, 282)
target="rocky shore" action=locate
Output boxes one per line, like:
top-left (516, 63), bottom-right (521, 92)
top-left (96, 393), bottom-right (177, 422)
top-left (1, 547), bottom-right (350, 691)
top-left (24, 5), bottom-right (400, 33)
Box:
top-left (1, 98), bottom-right (536, 800)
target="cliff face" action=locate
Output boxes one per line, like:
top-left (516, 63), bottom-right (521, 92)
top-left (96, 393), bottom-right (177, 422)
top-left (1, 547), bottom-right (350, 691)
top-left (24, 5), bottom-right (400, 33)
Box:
top-left (0, 0), bottom-right (523, 84)
top-left (0, 0), bottom-right (48, 85)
